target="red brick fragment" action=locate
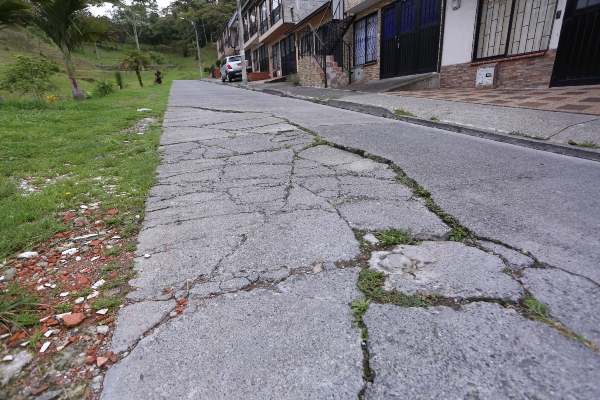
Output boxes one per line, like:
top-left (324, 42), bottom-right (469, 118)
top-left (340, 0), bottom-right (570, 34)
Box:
top-left (96, 356), bottom-right (109, 367)
top-left (86, 356), bottom-right (95, 365)
top-left (105, 209), bottom-right (118, 215)
top-left (32, 385), bottom-right (49, 396)
top-left (177, 299), bottom-right (187, 306)
top-left (109, 271), bottom-right (118, 278)
top-left (46, 319), bottom-right (59, 327)
top-left (89, 240), bottom-right (101, 246)
top-left (62, 313), bottom-right (85, 327)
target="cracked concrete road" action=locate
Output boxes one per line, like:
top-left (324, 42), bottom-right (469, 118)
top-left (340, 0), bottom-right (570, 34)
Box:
top-left (101, 82), bottom-right (600, 399)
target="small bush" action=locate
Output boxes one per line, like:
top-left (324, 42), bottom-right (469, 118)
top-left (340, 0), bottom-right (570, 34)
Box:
top-left (215, 60), bottom-right (222, 68)
top-left (94, 80), bottom-right (115, 97)
top-left (290, 74), bottom-right (299, 86)
top-left (115, 71), bottom-right (123, 88)
top-left (394, 109), bottom-right (414, 117)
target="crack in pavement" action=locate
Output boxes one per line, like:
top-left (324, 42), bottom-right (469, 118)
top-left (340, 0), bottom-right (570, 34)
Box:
top-left (102, 83), bottom-right (600, 400)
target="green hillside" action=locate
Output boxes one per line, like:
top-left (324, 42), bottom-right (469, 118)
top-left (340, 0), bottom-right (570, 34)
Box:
top-left (0, 25), bottom-right (218, 101)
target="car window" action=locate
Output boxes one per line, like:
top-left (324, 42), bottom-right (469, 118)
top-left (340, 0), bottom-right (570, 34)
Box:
top-left (229, 57), bottom-right (241, 62)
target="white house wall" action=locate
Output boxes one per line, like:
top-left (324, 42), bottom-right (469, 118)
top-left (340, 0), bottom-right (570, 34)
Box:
top-left (441, 0), bottom-right (478, 67)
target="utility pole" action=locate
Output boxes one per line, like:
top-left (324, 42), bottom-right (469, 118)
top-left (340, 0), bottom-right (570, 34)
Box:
top-left (235, 0), bottom-right (247, 84)
top-left (181, 17), bottom-right (203, 80)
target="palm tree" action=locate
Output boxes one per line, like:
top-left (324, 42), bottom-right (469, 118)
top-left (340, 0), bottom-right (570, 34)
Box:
top-left (0, 0), bottom-right (29, 30)
top-left (27, 0), bottom-right (112, 100)
top-left (119, 50), bottom-right (151, 87)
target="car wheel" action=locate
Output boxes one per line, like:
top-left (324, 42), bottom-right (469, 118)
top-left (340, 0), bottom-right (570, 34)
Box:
top-left (227, 72), bottom-right (232, 82)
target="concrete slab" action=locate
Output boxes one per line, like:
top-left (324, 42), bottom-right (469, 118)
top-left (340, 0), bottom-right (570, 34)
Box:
top-left (368, 241), bottom-right (524, 301)
top-left (111, 300), bottom-right (176, 353)
top-left (338, 200), bottom-right (449, 239)
top-left (102, 270), bottom-right (364, 400)
top-left (364, 302), bottom-right (600, 399)
top-left (521, 268), bottom-right (600, 345)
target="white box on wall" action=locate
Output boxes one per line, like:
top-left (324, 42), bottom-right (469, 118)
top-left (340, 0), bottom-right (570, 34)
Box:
top-left (476, 64), bottom-right (498, 87)
top-left (353, 68), bottom-right (364, 81)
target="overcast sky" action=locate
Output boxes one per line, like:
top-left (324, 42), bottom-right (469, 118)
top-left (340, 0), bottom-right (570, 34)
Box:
top-left (88, 0), bottom-right (173, 17)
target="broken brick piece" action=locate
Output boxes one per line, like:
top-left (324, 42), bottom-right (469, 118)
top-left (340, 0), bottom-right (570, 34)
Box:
top-left (86, 356), bottom-right (95, 365)
top-left (62, 313), bottom-right (85, 327)
top-left (177, 299), bottom-right (187, 305)
top-left (105, 209), bottom-right (119, 215)
top-left (96, 356), bottom-right (109, 367)
top-left (32, 385), bottom-right (49, 396)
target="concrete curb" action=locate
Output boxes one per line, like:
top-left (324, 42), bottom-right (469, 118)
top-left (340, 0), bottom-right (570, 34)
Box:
top-left (206, 80), bottom-right (600, 162)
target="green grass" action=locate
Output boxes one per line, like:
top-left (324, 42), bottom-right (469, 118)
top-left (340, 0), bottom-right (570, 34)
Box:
top-left (350, 298), bottom-right (371, 324)
top-left (357, 269), bottom-right (430, 307)
top-left (0, 284), bottom-right (39, 330)
top-left (374, 228), bottom-right (416, 246)
top-left (394, 109), bottom-right (414, 117)
top-left (447, 225), bottom-right (471, 242)
top-left (568, 140), bottom-right (600, 149)
top-left (0, 62), bottom-right (198, 257)
top-left (429, 116), bottom-right (438, 121)
top-left (92, 297), bottom-right (123, 311)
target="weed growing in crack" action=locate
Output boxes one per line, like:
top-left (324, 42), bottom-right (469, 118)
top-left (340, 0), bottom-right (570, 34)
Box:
top-left (413, 187), bottom-right (431, 198)
top-left (374, 228), bottom-right (416, 246)
top-left (357, 269), bottom-right (430, 307)
top-left (447, 225), bottom-right (471, 242)
top-left (520, 294), bottom-right (599, 353)
top-left (394, 109), bottom-right (414, 117)
top-left (509, 131), bottom-right (521, 136)
top-left (430, 116), bottom-right (438, 121)
top-left (361, 327), bottom-right (368, 341)
top-left (350, 298), bottom-right (371, 324)
top-left (303, 137), bottom-right (327, 150)
top-left (568, 140), bottom-right (600, 149)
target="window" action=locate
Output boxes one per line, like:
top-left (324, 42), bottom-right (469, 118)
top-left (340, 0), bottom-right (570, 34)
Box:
top-left (354, 13), bottom-right (378, 65)
top-left (260, 2), bottom-right (268, 34)
top-left (272, 43), bottom-right (280, 69)
top-left (576, 0), bottom-right (600, 8)
top-left (270, 0), bottom-right (281, 25)
top-left (382, 7), bottom-right (396, 39)
top-left (475, 0), bottom-right (558, 60)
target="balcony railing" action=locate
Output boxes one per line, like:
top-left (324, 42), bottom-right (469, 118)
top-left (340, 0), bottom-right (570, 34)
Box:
top-left (260, 18), bottom-right (268, 35)
top-left (270, 5), bottom-right (280, 26)
top-left (249, 21), bottom-right (258, 37)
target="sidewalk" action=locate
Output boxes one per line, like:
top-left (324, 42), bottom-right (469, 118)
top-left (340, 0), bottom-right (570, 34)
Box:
top-left (100, 81), bottom-right (600, 399)
top-left (237, 80), bottom-right (600, 153)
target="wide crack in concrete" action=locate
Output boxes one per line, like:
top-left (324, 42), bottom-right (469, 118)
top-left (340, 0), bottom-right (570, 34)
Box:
top-left (101, 88), bottom-right (600, 399)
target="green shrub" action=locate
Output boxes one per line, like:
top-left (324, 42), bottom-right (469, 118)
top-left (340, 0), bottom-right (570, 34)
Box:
top-left (94, 80), bottom-right (115, 97)
top-left (290, 74), bottom-right (299, 86)
top-left (147, 50), bottom-right (167, 65)
top-left (114, 70), bottom-right (123, 88)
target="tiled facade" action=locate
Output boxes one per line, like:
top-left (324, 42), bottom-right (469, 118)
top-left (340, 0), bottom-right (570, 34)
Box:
top-left (440, 50), bottom-right (557, 90)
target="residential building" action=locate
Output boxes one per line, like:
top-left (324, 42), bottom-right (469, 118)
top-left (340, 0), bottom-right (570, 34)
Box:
top-left (217, 12), bottom-right (240, 61)
top-left (343, 0), bottom-right (599, 89)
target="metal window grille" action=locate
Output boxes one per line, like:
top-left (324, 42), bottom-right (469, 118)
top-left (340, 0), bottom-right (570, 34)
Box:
top-left (299, 26), bottom-right (314, 58)
top-left (252, 49), bottom-right (258, 71)
top-left (577, 0), bottom-right (600, 8)
top-left (475, 0), bottom-right (558, 60)
top-left (382, 7), bottom-right (396, 39)
top-left (421, 0), bottom-right (440, 25)
top-left (258, 45), bottom-right (269, 71)
top-left (260, 2), bottom-right (268, 34)
top-left (270, 0), bottom-right (281, 25)
top-left (400, 0), bottom-right (416, 33)
top-left (354, 18), bottom-right (366, 65)
top-left (272, 42), bottom-right (280, 69)
top-left (365, 14), bottom-right (378, 63)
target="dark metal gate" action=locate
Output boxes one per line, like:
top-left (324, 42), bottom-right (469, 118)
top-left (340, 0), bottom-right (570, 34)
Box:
top-left (380, 0), bottom-right (441, 79)
top-left (551, 0), bottom-right (600, 87)
top-left (281, 35), bottom-right (297, 76)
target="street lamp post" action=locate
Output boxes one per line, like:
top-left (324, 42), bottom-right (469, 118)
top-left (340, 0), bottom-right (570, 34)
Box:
top-left (181, 17), bottom-right (203, 80)
top-left (235, 0), bottom-right (247, 84)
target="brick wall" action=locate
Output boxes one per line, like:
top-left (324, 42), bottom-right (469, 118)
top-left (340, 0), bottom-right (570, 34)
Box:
top-left (440, 50), bottom-right (557, 89)
top-left (297, 56), bottom-right (325, 87)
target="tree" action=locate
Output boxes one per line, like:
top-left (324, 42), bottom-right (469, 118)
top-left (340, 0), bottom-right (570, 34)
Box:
top-left (28, 0), bottom-right (112, 100)
top-left (0, 0), bottom-right (29, 30)
top-left (119, 50), bottom-right (150, 87)
top-left (0, 54), bottom-right (59, 99)
top-left (110, 0), bottom-right (156, 51)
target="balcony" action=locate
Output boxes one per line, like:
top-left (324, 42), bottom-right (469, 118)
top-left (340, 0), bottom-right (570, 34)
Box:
top-left (244, 21), bottom-right (260, 49)
top-left (260, 19), bottom-right (268, 35)
top-left (270, 5), bottom-right (280, 26)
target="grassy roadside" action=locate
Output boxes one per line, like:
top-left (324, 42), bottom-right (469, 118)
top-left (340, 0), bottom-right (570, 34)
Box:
top-left (0, 71), bottom-right (175, 258)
